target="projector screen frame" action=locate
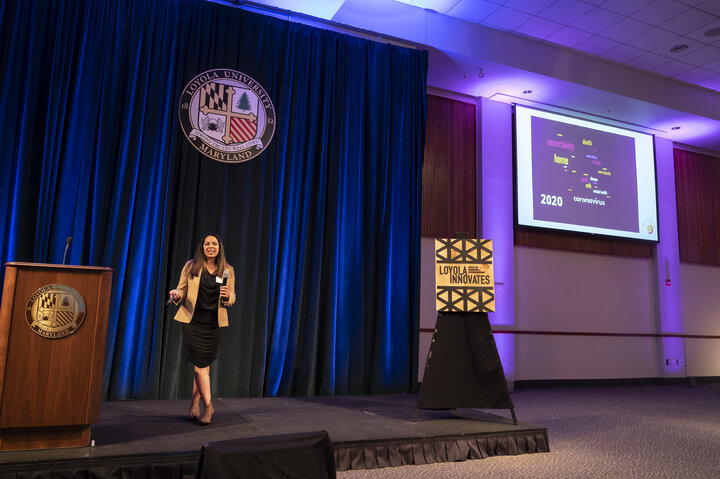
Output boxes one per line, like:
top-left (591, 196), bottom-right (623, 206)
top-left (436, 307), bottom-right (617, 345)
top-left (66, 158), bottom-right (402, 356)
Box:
top-left (512, 104), bottom-right (660, 244)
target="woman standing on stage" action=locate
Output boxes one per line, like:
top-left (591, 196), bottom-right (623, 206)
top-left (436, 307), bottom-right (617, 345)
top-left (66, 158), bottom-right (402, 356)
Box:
top-left (168, 234), bottom-right (235, 425)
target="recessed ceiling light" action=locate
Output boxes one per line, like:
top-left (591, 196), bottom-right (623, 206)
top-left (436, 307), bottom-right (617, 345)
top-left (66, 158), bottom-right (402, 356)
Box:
top-left (523, 90), bottom-right (532, 94)
top-left (670, 44), bottom-right (688, 53)
top-left (671, 126), bottom-right (681, 130)
top-left (704, 27), bottom-right (720, 38)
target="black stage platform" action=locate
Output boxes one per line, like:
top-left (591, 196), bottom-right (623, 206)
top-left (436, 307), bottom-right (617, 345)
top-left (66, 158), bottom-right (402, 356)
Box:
top-left (0, 394), bottom-right (548, 478)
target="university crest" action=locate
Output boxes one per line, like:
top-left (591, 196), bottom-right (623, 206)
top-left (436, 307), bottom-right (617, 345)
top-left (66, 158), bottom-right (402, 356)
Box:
top-left (25, 284), bottom-right (87, 339)
top-left (179, 68), bottom-right (276, 163)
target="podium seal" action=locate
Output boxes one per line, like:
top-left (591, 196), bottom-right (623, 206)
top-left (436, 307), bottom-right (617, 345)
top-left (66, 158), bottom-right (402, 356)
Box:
top-left (25, 284), bottom-right (87, 339)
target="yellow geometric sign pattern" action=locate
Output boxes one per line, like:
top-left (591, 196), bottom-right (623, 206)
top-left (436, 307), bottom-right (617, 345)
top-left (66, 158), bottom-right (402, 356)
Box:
top-left (435, 238), bottom-right (495, 312)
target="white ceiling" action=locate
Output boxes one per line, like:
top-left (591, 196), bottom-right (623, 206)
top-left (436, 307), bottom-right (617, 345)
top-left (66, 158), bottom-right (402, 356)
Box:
top-left (233, 0), bottom-right (720, 153)
top-left (404, 0), bottom-right (720, 92)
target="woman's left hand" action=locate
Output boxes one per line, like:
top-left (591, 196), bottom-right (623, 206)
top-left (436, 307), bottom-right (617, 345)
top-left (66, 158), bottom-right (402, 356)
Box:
top-left (219, 285), bottom-right (230, 299)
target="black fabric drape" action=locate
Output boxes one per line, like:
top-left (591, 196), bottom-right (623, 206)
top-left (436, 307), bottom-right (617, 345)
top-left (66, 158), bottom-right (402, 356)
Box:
top-left (417, 313), bottom-right (514, 410)
top-left (0, 0), bottom-right (426, 399)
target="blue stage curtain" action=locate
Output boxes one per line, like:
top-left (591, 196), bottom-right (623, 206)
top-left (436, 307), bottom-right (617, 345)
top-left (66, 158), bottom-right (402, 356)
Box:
top-left (0, 0), bottom-right (426, 399)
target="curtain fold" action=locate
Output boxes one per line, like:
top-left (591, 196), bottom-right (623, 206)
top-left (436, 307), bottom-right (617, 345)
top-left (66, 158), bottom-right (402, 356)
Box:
top-left (0, 0), bottom-right (427, 400)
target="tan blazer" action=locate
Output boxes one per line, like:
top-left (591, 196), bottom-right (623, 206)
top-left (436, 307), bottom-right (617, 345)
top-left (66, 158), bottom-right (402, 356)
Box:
top-left (173, 262), bottom-right (236, 327)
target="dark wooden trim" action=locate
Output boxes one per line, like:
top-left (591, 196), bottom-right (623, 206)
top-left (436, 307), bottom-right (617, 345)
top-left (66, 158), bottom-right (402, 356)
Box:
top-left (514, 377), bottom-right (720, 389)
top-left (5, 262), bottom-right (113, 272)
top-left (419, 327), bottom-right (720, 339)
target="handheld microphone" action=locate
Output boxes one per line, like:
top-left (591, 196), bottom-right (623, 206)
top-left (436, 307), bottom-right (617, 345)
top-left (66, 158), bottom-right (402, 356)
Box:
top-left (220, 270), bottom-right (230, 304)
top-left (62, 236), bottom-right (73, 265)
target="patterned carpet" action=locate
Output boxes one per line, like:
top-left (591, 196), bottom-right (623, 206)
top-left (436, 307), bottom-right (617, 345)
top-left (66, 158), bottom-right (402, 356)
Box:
top-left (337, 383), bottom-right (720, 478)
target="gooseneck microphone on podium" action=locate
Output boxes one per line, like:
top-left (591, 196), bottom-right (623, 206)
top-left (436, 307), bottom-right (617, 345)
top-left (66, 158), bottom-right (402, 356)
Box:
top-left (62, 236), bottom-right (73, 265)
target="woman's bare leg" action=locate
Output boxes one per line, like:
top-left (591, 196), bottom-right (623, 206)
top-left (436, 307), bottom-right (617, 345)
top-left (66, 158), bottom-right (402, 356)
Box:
top-left (194, 365), bottom-right (212, 406)
top-left (194, 365), bottom-right (214, 424)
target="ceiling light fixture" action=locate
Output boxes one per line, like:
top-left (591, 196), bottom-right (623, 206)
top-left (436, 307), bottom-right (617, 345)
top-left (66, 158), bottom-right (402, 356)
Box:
top-left (523, 90), bottom-right (532, 94)
top-left (671, 126), bottom-right (681, 130)
top-left (670, 44), bottom-right (688, 53)
top-left (704, 27), bottom-right (720, 38)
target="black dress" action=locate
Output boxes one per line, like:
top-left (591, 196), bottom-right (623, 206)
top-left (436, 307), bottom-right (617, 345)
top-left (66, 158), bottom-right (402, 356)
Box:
top-left (182, 268), bottom-right (222, 368)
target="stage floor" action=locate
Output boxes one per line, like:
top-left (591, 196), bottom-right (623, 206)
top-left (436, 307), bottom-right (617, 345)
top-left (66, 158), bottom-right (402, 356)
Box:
top-left (0, 394), bottom-right (548, 475)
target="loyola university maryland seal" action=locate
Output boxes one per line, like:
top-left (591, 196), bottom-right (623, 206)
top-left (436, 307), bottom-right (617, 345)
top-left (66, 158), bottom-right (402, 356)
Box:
top-left (179, 68), bottom-right (276, 163)
top-left (25, 284), bottom-right (87, 339)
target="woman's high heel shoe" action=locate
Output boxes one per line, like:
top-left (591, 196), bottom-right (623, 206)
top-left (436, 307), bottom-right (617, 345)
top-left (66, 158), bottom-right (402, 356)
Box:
top-left (188, 396), bottom-right (200, 421)
top-left (199, 402), bottom-right (214, 426)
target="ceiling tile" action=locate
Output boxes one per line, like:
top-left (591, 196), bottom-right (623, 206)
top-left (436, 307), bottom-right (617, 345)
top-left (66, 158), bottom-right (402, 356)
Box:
top-left (598, 0), bottom-right (654, 16)
top-left (697, 74), bottom-right (720, 92)
top-left (660, 7), bottom-right (717, 36)
top-left (538, 0), bottom-right (595, 24)
top-left (703, 55), bottom-right (720, 73)
top-left (674, 44), bottom-right (720, 67)
top-left (650, 59), bottom-right (694, 77)
top-left (503, 0), bottom-right (556, 15)
top-left (513, 16), bottom-right (564, 39)
top-left (654, 36), bottom-right (707, 59)
top-left (684, 18), bottom-right (720, 46)
top-left (602, 43), bottom-right (646, 62)
top-left (480, 6), bottom-right (532, 31)
top-left (629, 51), bottom-right (673, 70)
top-left (545, 25), bottom-right (594, 47)
top-left (446, 0), bottom-right (500, 23)
top-left (625, 27), bottom-right (679, 51)
top-left (598, 17), bottom-right (653, 43)
top-left (697, 0), bottom-right (720, 16)
top-left (573, 35), bottom-right (621, 55)
top-left (674, 66), bottom-right (718, 83)
top-left (571, 7), bottom-right (623, 34)
top-left (630, 0), bottom-right (690, 25)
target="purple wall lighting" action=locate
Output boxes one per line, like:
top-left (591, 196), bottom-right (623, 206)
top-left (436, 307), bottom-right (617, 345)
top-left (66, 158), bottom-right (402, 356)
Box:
top-left (480, 98), bottom-right (516, 379)
top-left (653, 136), bottom-right (687, 377)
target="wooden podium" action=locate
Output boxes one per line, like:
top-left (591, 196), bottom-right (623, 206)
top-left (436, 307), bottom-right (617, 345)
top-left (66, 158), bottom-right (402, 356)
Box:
top-left (0, 262), bottom-right (113, 450)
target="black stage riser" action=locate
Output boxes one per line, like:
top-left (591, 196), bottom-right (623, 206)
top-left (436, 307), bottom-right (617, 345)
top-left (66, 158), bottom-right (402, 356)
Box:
top-left (0, 429), bottom-right (549, 479)
top-left (0, 395), bottom-right (549, 478)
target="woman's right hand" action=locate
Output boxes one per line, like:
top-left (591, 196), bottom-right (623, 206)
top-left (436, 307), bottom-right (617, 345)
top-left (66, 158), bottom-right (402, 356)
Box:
top-left (168, 289), bottom-right (181, 302)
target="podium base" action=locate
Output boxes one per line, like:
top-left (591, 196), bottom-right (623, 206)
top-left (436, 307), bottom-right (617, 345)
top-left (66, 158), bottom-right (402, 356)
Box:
top-left (417, 312), bottom-right (514, 413)
top-left (0, 425), bottom-right (90, 451)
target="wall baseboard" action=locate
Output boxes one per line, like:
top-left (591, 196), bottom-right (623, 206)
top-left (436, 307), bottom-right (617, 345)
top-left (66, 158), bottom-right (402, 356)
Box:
top-left (415, 376), bottom-right (720, 393)
top-left (513, 377), bottom-right (720, 389)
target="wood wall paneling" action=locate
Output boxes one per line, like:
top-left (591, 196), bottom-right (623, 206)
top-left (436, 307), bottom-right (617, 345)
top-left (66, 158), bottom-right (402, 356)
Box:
top-left (422, 95), bottom-right (476, 238)
top-left (514, 227), bottom-right (653, 258)
top-left (674, 149), bottom-right (720, 266)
